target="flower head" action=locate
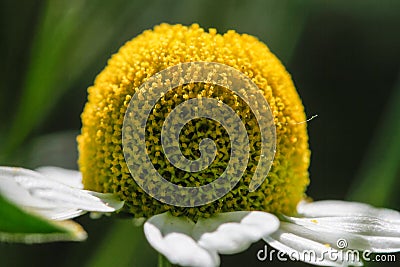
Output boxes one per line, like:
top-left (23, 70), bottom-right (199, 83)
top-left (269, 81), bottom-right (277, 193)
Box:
top-left (77, 23), bottom-right (310, 219)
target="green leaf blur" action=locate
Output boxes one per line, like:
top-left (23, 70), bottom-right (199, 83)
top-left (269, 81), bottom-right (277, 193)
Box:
top-left (0, 194), bottom-right (85, 243)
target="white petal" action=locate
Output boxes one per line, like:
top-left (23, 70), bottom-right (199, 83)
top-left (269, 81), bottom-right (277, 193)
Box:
top-left (193, 211), bottom-right (279, 254)
top-left (293, 200), bottom-right (400, 253)
top-left (283, 215), bottom-right (400, 253)
top-left (88, 191), bottom-right (124, 211)
top-left (144, 211), bottom-right (279, 267)
top-left (298, 200), bottom-right (400, 223)
top-left (32, 208), bottom-right (86, 221)
top-left (144, 212), bottom-right (219, 267)
top-left (286, 216), bottom-right (400, 237)
top-left (0, 167), bottom-right (55, 208)
top-left (264, 222), bottom-right (363, 266)
top-left (35, 166), bottom-right (83, 189)
top-left (0, 166), bottom-right (124, 220)
top-left (15, 175), bottom-right (116, 212)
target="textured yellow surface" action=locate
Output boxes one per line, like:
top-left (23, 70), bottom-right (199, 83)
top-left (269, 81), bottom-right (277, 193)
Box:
top-left (78, 24), bottom-right (310, 219)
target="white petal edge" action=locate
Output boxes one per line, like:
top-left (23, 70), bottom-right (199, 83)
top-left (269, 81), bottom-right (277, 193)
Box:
top-left (35, 166), bottom-right (83, 189)
top-left (144, 212), bottom-right (219, 267)
top-left (264, 222), bottom-right (363, 267)
top-left (297, 200), bottom-right (400, 223)
top-left (283, 215), bottom-right (400, 253)
top-left (193, 211), bottom-right (280, 254)
top-left (34, 208), bottom-right (87, 221)
top-left (0, 166), bottom-right (124, 220)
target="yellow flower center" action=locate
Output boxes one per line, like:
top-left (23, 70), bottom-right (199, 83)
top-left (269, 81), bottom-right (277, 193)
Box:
top-left (77, 23), bottom-right (310, 220)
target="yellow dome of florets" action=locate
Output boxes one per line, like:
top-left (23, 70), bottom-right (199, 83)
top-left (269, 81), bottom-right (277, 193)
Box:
top-left (77, 23), bottom-right (310, 220)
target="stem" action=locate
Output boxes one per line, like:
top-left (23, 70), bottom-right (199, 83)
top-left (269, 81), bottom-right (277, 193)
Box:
top-left (158, 253), bottom-right (173, 267)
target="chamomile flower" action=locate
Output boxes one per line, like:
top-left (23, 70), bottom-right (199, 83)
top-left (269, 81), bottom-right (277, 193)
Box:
top-left (1, 24), bottom-right (399, 266)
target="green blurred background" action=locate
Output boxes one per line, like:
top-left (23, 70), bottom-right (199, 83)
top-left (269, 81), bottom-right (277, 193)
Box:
top-left (0, 0), bottom-right (399, 266)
